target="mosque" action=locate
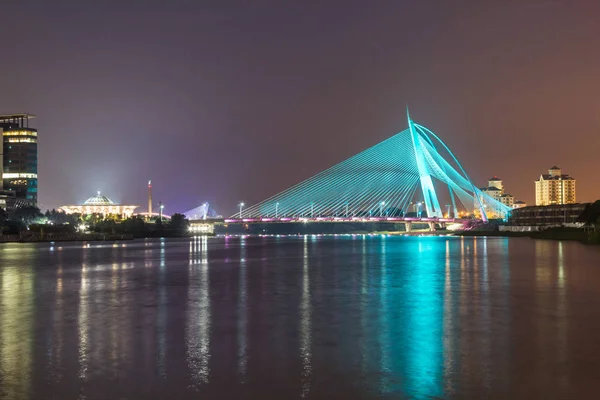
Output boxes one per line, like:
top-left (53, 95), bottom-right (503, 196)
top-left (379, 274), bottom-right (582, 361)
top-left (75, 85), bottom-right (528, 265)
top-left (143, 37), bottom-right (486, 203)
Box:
top-left (59, 192), bottom-right (139, 218)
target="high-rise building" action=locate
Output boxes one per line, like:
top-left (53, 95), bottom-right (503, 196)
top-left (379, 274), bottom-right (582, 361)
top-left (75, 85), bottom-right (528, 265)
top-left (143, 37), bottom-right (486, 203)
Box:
top-left (477, 176), bottom-right (525, 218)
top-left (535, 166), bottom-right (576, 206)
top-left (0, 114), bottom-right (38, 206)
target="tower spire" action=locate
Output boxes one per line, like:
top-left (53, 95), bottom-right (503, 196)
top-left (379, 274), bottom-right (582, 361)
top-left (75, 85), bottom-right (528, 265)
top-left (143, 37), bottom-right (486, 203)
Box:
top-left (406, 104), bottom-right (411, 124)
top-left (148, 179), bottom-right (153, 219)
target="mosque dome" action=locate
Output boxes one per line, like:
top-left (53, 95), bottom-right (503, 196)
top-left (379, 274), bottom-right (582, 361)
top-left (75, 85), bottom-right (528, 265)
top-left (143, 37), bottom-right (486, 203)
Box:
top-left (84, 192), bottom-right (115, 205)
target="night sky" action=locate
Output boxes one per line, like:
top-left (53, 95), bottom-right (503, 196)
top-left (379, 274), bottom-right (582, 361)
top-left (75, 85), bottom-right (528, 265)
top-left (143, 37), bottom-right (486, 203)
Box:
top-left (2, 1), bottom-right (599, 215)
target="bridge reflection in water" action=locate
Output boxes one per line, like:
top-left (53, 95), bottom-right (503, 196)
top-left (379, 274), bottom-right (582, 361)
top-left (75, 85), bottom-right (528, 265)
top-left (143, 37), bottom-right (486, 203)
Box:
top-left (0, 236), bottom-right (595, 398)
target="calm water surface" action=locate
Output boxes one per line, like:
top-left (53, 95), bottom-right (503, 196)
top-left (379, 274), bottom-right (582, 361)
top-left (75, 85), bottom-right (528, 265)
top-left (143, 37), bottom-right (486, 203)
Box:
top-left (1, 235), bottom-right (600, 399)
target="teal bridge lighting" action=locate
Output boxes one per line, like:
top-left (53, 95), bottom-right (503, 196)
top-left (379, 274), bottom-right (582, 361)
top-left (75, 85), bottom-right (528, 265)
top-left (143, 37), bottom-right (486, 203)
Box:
top-left (237, 110), bottom-right (511, 222)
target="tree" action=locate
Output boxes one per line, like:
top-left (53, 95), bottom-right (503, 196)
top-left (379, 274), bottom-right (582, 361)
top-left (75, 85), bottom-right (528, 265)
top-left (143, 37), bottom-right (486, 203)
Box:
top-left (120, 216), bottom-right (147, 237)
top-left (44, 209), bottom-right (81, 225)
top-left (84, 213), bottom-right (104, 226)
top-left (170, 213), bottom-right (189, 235)
top-left (10, 206), bottom-right (43, 227)
top-left (578, 200), bottom-right (600, 232)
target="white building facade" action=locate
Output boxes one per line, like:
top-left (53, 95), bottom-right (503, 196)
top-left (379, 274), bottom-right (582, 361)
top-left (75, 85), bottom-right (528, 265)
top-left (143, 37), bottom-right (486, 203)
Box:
top-left (535, 166), bottom-right (576, 206)
top-left (59, 193), bottom-right (138, 218)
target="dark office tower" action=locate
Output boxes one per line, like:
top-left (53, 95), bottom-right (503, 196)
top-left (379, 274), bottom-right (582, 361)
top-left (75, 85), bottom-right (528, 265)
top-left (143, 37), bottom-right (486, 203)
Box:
top-left (0, 114), bottom-right (38, 205)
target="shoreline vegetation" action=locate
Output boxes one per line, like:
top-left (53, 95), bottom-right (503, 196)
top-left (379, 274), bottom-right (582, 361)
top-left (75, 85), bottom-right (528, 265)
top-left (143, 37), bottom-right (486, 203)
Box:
top-left (2, 206), bottom-right (599, 245)
top-left (1, 207), bottom-right (191, 243)
top-left (1, 228), bottom-right (598, 244)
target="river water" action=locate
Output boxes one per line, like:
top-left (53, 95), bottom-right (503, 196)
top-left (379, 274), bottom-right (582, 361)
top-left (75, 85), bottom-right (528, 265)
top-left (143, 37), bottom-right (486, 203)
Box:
top-left (0, 235), bottom-right (599, 399)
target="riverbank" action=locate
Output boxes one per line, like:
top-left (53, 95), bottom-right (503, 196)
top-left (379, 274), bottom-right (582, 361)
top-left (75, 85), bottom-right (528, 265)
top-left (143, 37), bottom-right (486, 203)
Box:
top-left (0, 233), bottom-right (134, 243)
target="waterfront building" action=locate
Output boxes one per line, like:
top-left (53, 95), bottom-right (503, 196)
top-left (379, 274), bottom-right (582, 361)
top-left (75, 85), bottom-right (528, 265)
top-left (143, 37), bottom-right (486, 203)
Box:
top-left (535, 166), bottom-right (576, 206)
top-left (509, 203), bottom-right (588, 226)
top-left (59, 192), bottom-right (139, 218)
top-left (0, 114), bottom-right (38, 205)
top-left (513, 200), bottom-right (527, 209)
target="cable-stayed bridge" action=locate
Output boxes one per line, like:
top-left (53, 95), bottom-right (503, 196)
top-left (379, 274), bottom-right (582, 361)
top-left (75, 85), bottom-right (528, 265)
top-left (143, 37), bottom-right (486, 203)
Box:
top-left (228, 110), bottom-right (511, 227)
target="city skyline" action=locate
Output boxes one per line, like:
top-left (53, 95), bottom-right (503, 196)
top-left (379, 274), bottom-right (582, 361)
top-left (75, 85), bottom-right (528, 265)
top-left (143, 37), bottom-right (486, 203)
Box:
top-left (2, 1), bottom-right (599, 214)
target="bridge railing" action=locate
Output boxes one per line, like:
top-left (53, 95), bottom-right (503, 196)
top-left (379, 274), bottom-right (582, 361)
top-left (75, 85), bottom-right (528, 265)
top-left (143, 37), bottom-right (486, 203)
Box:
top-left (223, 216), bottom-right (462, 224)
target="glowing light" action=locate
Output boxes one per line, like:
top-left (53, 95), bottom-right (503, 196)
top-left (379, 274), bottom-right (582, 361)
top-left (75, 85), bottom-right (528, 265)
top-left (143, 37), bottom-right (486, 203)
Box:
top-left (2, 130), bottom-right (37, 137)
top-left (2, 173), bottom-right (37, 179)
top-left (189, 224), bottom-right (214, 234)
top-left (7, 138), bottom-right (36, 143)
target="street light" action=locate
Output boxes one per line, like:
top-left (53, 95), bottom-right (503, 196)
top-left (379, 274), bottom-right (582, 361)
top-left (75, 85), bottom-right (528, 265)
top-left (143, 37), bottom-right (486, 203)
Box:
top-left (380, 201), bottom-right (385, 217)
top-left (417, 202), bottom-right (422, 218)
top-left (275, 202), bottom-right (279, 218)
top-left (446, 204), bottom-right (452, 218)
top-left (239, 202), bottom-right (244, 219)
top-left (159, 202), bottom-right (165, 222)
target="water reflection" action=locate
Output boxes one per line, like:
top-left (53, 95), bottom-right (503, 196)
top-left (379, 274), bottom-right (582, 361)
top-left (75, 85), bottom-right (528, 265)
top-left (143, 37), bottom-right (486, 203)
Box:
top-left (78, 258), bottom-right (89, 381)
top-left (157, 238), bottom-right (167, 380)
top-left (0, 237), bottom-right (597, 399)
top-left (300, 236), bottom-right (312, 397)
top-left (48, 255), bottom-right (65, 384)
top-left (238, 236), bottom-right (248, 382)
top-left (443, 239), bottom-right (454, 393)
top-left (557, 242), bottom-right (568, 393)
top-left (405, 238), bottom-right (443, 398)
top-left (378, 236), bottom-right (390, 393)
top-left (187, 236), bottom-right (211, 388)
top-left (0, 264), bottom-right (33, 399)
top-left (360, 235), bottom-right (368, 377)
top-left (480, 238), bottom-right (491, 389)
top-left (534, 240), bottom-right (570, 396)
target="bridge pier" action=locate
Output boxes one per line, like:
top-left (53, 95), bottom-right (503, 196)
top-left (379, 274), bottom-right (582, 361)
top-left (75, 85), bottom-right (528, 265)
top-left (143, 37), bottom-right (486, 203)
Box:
top-left (405, 222), bottom-right (412, 233)
top-left (428, 222), bottom-right (436, 232)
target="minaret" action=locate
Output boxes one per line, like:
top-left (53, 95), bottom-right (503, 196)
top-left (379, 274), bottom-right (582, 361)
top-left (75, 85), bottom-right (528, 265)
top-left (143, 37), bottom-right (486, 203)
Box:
top-left (148, 179), bottom-right (153, 218)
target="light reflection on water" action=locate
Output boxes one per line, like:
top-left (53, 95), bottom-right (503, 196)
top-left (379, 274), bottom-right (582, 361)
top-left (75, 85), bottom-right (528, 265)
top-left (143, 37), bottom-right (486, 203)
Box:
top-left (0, 236), bottom-right (599, 399)
top-left (300, 235), bottom-right (311, 397)
top-left (237, 236), bottom-right (247, 383)
top-left (0, 263), bottom-right (33, 400)
top-left (187, 236), bottom-right (211, 388)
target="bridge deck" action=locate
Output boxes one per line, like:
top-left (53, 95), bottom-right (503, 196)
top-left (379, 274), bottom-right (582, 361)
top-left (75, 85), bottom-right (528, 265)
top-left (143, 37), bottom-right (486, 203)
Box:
top-left (222, 217), bottom-right (466, 224)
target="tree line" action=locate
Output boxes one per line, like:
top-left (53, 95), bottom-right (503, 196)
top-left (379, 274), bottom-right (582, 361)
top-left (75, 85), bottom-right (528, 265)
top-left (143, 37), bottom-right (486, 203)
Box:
top-left (0, 206), bottom-right (190, 238)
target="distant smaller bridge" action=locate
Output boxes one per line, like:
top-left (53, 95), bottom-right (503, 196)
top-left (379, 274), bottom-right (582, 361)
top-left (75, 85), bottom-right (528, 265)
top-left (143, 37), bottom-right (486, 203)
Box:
top-left (184, 203), bottom-right (222, 221)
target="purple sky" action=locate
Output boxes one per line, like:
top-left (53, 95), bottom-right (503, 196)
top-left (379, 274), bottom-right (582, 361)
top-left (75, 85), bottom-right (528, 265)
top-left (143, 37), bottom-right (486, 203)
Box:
top-left (2, 1), bottom-right (599, 215)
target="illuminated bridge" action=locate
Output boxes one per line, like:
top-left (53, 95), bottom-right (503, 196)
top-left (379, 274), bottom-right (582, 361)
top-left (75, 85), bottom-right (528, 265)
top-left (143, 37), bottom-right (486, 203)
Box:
top-left (227, 109), bottom-right (510, 228)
